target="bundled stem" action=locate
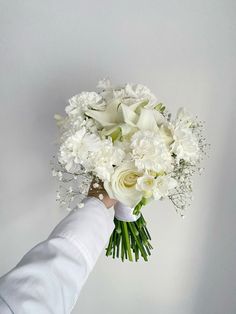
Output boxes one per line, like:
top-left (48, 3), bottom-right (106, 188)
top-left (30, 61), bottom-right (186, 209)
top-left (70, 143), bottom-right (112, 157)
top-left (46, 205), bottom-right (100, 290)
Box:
top-left (106, 214), bottom-right (153, 262)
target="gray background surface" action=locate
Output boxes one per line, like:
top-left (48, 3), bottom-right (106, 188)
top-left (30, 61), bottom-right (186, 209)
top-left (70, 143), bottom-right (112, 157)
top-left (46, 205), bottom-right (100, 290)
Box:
top-left (0, 1), bottom-right (236, 313)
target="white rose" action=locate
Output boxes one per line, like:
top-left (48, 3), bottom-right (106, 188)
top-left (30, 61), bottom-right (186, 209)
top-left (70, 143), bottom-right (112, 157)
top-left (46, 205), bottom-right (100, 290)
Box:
top-left (104, 162), bottom-right (142, 207)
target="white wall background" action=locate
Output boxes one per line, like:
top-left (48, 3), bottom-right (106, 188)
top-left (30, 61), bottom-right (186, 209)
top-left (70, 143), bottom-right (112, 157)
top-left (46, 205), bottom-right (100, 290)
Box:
top-left (0, 1), bottom-right (235, 313)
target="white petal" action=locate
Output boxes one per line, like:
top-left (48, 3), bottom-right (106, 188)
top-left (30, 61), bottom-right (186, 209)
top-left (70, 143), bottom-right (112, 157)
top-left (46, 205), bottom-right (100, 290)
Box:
top-left (136, 109), bottom-right (159, 131)
top-left (121, 104), bottom-right (139, 126)
top-left (153, 110), bottom-right (166, 125)
top-left (86, 101), bottom-right (122, 127)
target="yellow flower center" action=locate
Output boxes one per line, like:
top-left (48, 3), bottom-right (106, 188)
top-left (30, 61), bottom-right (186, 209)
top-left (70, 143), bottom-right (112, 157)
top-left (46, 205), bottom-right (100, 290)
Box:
top-left (144, 178), bottom-right (154, 187)
top-left (123, 173), bottom-right (139, 188)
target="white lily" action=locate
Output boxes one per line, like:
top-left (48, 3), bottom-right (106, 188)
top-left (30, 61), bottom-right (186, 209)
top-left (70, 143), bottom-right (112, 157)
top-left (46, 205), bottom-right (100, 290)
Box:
top-left (85, 100), bottom-right (123, 127)
top-left (136, 108), bottom-right (159, 131)
top-left (100, 123), bottom-right (137, 142)
top-left (120, 103), bottom-right (139, 126)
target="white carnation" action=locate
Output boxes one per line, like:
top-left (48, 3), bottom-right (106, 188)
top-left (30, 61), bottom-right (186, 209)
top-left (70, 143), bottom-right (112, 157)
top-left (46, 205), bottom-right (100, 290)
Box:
top-left (123, 83), bottom-right (157, 107)
top-left (98, 82), bottom-right (157, 108)
top-left (131, 130), bottom-right (173, 172)
top-left (153, 175), bottom-right (177, 200)
top-left (175, 107), bottom-right (195, 127)
top-left (171, 126), bottom-right (199, 163)
top-left (59, 127), bottom-right (101, 173)
top-left (65, 91), bottom-right (106, 117)
top-left (91, 139), bottom-right (125, 181)
top-left (171, 108), bottom-right (200, 163)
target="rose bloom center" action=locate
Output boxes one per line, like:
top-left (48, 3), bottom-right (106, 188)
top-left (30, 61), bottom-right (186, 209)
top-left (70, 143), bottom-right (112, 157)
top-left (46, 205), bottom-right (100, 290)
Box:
top-left (123, 173), bottom-right (139, 188)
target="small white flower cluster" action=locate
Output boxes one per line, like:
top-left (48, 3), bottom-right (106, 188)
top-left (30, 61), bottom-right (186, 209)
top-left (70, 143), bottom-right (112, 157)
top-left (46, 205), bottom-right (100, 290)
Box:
top-left (53, 79), bottom-right (206, 213)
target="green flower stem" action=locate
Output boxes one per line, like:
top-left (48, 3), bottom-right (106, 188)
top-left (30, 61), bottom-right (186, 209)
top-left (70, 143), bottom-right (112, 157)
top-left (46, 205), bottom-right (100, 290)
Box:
top-left (134, 243), bottom-right (139, 261)
top-left (121, 225), bottom-right (127, 260)
top-left (116, 220), bottom-right (121, 234)
top-left (128, 223), bottom-right (148, 261)
top-left (145, 245), bottom-right (151, 256)
top-left (116, 233), bottom-right (121, 258)
top-left (121, 235), bottom-right (125, 262)
top-left (116, 220), bottom-right (121, 258)
top-left (138, 227), bottom-right (149, 243)
top-left (141, 227), bottom-right (150, 241)
top-left (106, 232), bottom-right (113, 256)
top-left (143, 225), bottom-right (151, 239)
top-left (106, 215), bottom-right (153, 262)
top-left (122, 222), bottom-right (133, 261)
top-left (112, 229), bottom-right (117, 258)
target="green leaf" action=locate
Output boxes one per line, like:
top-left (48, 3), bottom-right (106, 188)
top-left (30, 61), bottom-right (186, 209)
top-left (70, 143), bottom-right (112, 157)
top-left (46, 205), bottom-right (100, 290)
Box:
top-left (154, 102), bottom-right (166, 113)
top-left (110, 126), bottom-right (122, 142)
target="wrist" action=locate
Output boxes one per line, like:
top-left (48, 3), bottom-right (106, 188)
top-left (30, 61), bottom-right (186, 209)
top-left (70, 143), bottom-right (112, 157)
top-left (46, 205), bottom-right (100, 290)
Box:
top-left (87, 178), bottom-right (117, 209)
top-left (87, 191), bottom-right (116, 209)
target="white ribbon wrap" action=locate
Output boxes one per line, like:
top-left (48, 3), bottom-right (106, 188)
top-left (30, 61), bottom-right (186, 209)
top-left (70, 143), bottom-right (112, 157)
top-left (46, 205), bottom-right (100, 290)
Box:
top-left (114, 201), bottom-right (140, 222)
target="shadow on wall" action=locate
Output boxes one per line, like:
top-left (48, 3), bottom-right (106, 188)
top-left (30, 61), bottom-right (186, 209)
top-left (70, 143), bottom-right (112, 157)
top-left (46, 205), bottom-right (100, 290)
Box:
top-left (193, 107), bottom-right (236, 314)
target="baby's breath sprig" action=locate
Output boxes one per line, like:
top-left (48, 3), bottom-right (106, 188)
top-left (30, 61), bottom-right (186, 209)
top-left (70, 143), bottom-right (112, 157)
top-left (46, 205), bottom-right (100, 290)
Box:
top-left (50, 156), bottom-right (93, 211)
top-left (169, 117), bottom-right (209, 216)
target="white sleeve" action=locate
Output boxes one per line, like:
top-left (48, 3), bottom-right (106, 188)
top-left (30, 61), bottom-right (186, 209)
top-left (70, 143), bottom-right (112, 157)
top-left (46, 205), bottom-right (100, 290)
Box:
top-left (0, 197), bottom-right (114, 314)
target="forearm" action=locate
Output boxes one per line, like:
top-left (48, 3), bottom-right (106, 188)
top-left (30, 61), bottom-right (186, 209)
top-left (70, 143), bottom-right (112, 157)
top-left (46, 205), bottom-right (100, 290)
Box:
top-left (0, 197), bottom-right (114, 313)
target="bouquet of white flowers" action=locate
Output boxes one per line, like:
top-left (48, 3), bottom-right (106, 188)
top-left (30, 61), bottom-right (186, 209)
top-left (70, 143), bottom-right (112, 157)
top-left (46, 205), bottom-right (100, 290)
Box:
top-left (52, 79), bottom-right (207, 262)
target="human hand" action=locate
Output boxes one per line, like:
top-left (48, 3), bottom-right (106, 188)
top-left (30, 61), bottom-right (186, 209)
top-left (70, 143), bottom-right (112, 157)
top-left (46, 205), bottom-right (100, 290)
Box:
top-left (87, 178), bottom-right (117, 209)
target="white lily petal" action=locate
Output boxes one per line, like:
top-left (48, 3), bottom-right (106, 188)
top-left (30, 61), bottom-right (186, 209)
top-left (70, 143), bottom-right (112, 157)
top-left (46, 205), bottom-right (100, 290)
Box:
top-left (86, 101), bottom-right (122, 127)
top-left (100, 125), bottom-right (120, 136)
top-left (120, 123), bottom-right (136, 136)
top-left (160, 123), bottom-right (174, 146)
top-left (85, 109), bottom-right (116, 127)
top-left (121, 103), bottom-right (139, 126)
top-left (153, 110), bottom-right (166, 125)
top-left (136, 108), bottom-right (159, 131)
top-left (128, 99), bottom-right (148, 112)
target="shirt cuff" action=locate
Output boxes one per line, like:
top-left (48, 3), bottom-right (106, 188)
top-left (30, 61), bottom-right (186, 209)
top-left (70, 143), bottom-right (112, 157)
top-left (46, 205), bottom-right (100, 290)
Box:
top-left (48, 197), bottom-right (115, 270)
